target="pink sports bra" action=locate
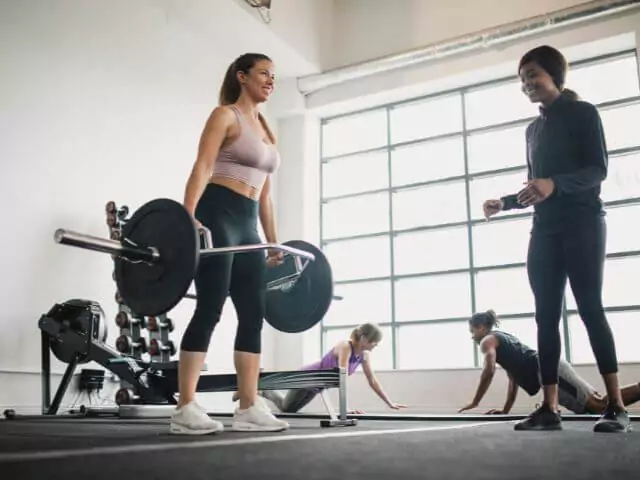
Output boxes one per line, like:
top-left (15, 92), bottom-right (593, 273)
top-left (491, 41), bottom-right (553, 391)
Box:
top-left (211, 106), bottom-right (280, 191)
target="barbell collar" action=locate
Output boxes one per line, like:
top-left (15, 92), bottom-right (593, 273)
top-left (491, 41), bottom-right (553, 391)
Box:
top-left (200, 243), bottom-right (316, 261)
top-left (54, 229), bottom-right (159, 263)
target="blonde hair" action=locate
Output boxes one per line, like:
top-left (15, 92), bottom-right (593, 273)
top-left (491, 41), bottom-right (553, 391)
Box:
top-left (351, 323), bottom-right (383, 344)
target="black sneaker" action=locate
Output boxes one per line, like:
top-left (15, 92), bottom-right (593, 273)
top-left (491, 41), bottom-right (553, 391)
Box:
top-left (593, 405), bottom-right (632, 433)
top-left (514, 403), bottom-right (562, 431)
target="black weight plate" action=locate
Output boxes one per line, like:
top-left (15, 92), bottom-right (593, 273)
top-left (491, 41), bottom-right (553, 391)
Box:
top-left (265, 240), bottom-right (333, 333)
top-left (115, 198), bottom-right (198, 317)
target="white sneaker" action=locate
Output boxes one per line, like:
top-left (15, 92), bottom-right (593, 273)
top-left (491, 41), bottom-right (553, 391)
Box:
top-left (169, 401), bottom-right (224, 435)
top-left (232, 403), bottom-right (289, 432)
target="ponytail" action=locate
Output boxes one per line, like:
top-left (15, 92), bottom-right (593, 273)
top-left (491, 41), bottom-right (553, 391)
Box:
top-left (351, 323), bottom-right (383, 344)
top-left (470, 309), bottom-right (500, 330)
top-left (218, 52), bottom-right (273, 106)
top-left (561, 88), bottom-right (580, 101)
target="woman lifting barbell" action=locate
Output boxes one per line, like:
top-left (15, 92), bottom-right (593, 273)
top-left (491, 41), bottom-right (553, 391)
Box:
top-left (170, 52), bottom-right (289, 435)
top-left (241, 323), bottom-right (407, 414)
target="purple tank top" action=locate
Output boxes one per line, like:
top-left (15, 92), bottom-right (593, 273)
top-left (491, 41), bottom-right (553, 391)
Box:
top-left (302, 342), bottom-right (363, 375)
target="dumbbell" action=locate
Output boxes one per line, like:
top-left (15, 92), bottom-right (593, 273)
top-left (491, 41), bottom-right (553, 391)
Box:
top-left (115, 335), bottom-right (147, 355)
top-left (105, 201), bottom-right (116, 214)
top-left (115, 311), bottom-right (143, 330)
top-left (110, 230), bottom-right (121, 241)
top-left (106, 213), bottom-right (117, 228)
top-left (114, 388), bottom-right (139, 406)
top-left (145, 316), bottom-right (175, 332)
top-left (148, 339), bottom-right (176, 357)
top-left (117, 205), bottom-right (129, 220)
top-left (115, 290), bottom-right (124, 305)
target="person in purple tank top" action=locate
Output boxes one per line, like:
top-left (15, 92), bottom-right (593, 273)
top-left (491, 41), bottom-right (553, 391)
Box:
top-left (260, 323), bottom-right (407, 414)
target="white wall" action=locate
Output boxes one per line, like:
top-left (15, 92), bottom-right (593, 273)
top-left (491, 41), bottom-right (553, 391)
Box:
top-left (0, 0), bottom-right (321, 414)
top-left (328, 0), bottom-right (615, 70)
top-left (308, 5), bottom-right (640, 114)
top-left (270, 4), bottom-right (640, 415)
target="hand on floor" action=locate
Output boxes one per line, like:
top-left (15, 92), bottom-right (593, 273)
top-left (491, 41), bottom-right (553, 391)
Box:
top-left (458, 402), bottom-right (478, 413)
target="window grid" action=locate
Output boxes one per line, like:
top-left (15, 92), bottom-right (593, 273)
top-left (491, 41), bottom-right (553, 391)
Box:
top-left (319, 50), bottom-right (640, 369)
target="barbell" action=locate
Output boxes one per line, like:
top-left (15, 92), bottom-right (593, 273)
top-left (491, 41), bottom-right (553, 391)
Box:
top-left (54, 198), bottom-right (335, 333)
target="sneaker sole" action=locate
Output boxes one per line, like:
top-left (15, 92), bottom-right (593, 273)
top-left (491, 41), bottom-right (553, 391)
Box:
top-left (594, 424), bottom-right (633, 433)
top-left (169, 423), bottom-right (224, 435)
top-left (514, 424), bottom-right (563, 431)
top-left (231, 421), bottom-right (289, 432)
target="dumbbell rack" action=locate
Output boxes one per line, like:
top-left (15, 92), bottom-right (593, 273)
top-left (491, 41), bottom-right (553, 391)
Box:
top-left (106, 201), bottom-right (177, 406)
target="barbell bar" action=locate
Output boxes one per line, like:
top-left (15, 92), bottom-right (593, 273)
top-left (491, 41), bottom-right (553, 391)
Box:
top-left (53, 198), bottom-right (335, 333)
top-left (54, 230), bottom-right (315, 264)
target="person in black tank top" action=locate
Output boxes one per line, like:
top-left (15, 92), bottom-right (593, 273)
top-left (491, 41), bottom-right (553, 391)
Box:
top-left (458, 310), bottom-right (640, 421)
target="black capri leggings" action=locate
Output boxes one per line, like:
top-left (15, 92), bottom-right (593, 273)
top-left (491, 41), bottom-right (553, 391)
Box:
top-left (527, 215), bottom-right (618, 385)
top-left (180, 183), bottom-right (266, 354)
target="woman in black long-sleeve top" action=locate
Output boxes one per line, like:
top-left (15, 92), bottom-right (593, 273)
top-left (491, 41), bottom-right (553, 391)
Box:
top-left (483, 45), bottom-right (630, 433)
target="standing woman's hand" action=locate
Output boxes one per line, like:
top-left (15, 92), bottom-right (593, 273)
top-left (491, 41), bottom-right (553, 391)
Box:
top-left (517, 179), bottom-right (555, 206)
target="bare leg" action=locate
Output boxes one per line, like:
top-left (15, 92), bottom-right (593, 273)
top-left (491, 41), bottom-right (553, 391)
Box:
top-left (600, 373), bottom-right (625, 410)
top-left (542, 384), bottom-right (560, 412)
top-left (177, 351), bottom-right (207, 408)
top-left (599, 381), bottom-right (640, 409)
top-left (235, 351), bottom-right (261, 410)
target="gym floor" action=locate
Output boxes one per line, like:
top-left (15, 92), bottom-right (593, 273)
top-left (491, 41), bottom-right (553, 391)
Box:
top-left (0, 415), bottom-right (638, 479)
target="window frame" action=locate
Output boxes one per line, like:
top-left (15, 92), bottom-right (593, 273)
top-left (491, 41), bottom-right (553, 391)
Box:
top-left (319, 49), bottom-right (640, 370)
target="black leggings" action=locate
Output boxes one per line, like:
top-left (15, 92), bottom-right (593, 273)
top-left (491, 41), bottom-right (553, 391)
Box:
top-left (527, 215), bottom-right (618, 385)
top-left (180, 184), bottom-right (266, 354)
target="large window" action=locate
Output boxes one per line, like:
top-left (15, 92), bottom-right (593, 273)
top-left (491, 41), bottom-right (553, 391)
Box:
top-left (320, 50), bottom-right (640, 370)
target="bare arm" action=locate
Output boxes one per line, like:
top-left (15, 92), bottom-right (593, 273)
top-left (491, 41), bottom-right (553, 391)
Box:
top-left (361, 352), bottom-right (406, 409)
top-left (459, 335), bottom-right (498, 412)
top-left (183, 107), bottom-right (233, 218)
top-left (502, 373), bottom-right (519, 414)
top-left (259, 176), bottom-right (277, 243)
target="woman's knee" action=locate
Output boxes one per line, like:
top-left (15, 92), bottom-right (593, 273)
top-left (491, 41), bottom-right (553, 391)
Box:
top-left (234, 316), bottom-right (264, 354)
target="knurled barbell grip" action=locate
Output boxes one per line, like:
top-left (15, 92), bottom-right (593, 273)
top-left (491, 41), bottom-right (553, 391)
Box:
top-left (54, 229), bottom-right (159, 263)
top-left (200, 243), bottom-right (316, 261)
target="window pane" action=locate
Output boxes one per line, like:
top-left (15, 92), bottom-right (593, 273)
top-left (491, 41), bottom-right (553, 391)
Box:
top-left (473, 217), bottom-right (531, 267)
top-left (322, 109), bottom-right (387, 158)
top-left (395, 273), bottom-right (471, 321)
top-left (565, 256), bottom-right (640, 311)
top-left (475, 267), bottom-right (534, 315)
top-left (326, 280), bottom-right (391, 326)
top-left (496, 317), bottom-right (538, 351)
top-left (322, 151), bottom-right (389, 198)
top-left (322, 192), bottom-right (389, 239)
top-left (393, 181), bottom-right (468, 230)
top-left (323, 326), bottom-right (394, 371)
top-left (397, 322), bottom-right (474, 369)
top-left (394, 226), bottom-right (469, 275)
top-left (465, 81), bottom-right (538, 130)
top-left (601, 152), bottom-right (640, 203)
top-left (600, 103), bottom-right (640, 151)
top-left (391, 136), bottom-right (465, 187)
top-left (569, 312), bottom-right (640, 364)
top-left (324, 236), bottom-right (390, 282)
top-left (605, 204), bottom-right (640, 254)
top-left (467, 124), bottom-right (527, 174)
top-left (303, 323), bottom-right (322, 366)
top-left (569, 56), bottom-right (640, 105)
top-left (469, 170), bottom-right (529, 220)
top-left (390, 93), bottom-right (463, 144)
